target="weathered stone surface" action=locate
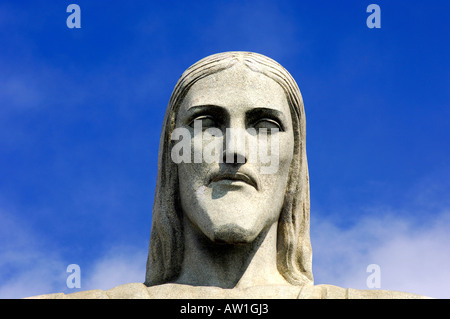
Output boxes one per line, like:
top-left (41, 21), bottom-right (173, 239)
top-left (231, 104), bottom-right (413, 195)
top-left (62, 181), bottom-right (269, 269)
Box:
top-left (106, 283), bottom-right (151, 299)
top-left (28, 283), bottom-right (428, 299)
top-left (145, 51), bottom-right (313, 290)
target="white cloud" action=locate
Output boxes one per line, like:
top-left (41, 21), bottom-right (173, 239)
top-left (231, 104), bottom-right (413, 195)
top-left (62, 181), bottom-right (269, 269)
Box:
top-left (82, 246), bottom-right (147, 292)
top-left (0, 259), bottom-right (66, 299)
top-left (311, 210), bottom-right (450, 298)
top-left (0, 203), bottom-right (147, 299)
top-left (0, 208), bottom-right (67, 299)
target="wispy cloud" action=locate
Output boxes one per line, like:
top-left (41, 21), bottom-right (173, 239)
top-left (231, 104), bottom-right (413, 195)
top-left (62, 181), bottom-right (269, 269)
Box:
top-left (311, 209), bottom-right (450, 298)
top-left (82, 246), bottom-right (147, 292)
top-left (0, 207), bottom-right (67, 298)
top-left (0, 201), bottom-right (147, 299)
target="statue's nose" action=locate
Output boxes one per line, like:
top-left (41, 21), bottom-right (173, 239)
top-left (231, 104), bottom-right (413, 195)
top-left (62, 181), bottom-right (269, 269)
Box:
top-left (222, 128), bottom-right (248, 165)
top-left (222, 151), bottom-right (247, 165)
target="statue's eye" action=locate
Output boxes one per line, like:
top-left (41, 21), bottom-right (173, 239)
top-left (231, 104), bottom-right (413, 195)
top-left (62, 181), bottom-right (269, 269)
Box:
top-left (190, 115), bottom-right (218, 130)
top-left (253, 118), bottom-right (282, 132)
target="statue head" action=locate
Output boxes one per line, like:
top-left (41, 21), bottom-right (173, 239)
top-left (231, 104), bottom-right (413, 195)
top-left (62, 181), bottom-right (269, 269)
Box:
top-left (145, 52), bottom-right (313, 287)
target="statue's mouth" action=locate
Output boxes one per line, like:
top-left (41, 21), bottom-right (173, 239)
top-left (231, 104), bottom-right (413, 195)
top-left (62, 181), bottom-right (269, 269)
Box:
top-left (209, 172), bottom-right (258, 190)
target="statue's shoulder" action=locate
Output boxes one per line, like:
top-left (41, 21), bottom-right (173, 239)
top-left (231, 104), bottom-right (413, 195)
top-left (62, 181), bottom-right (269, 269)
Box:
top-left (26, 283), bottom-right (151, 299)
top-left (145, 283), bottom-right (304, 299)
top-left (26, 283), bottom-right (301, 299)
top-left (298, 284), bottom-right (430, 299)
top-left (26, 282), bottom-right (430, 299)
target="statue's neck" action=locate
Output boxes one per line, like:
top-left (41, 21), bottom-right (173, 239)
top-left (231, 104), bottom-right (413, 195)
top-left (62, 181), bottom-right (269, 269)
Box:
top-left (174, 218), bottom-right (289, 288)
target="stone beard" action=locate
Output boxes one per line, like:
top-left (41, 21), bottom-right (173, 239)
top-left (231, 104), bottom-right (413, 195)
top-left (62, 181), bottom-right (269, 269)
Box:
top-left (28, 52), bottom-right (427, 299)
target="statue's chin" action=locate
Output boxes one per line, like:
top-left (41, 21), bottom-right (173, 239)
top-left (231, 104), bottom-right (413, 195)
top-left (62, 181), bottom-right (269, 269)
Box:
top-left (209, 223), bottom-right (259, 245)
top-left (184, 188), bottom-right (281, 246)
top-left (195, 201), bottom-right (267, 245)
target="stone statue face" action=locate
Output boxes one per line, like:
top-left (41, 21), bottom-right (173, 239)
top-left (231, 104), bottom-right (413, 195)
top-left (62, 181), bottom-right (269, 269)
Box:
top-left (175, 64), bottom-right (294, 244)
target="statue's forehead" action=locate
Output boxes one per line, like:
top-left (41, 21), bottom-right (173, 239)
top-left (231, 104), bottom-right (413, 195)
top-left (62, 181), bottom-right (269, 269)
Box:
top-left (180, 64), bottom-right (288, 113)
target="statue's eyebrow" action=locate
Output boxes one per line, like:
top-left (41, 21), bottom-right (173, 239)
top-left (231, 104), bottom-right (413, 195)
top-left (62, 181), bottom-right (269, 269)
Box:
top-left (246, 107), bottom-right (288, 130)
top-left (186, 104), bottom-right (227, 116)
top-left (187, 104), bottom-right (225, 112)
top-left (184, 104), bottom-right (228, 124)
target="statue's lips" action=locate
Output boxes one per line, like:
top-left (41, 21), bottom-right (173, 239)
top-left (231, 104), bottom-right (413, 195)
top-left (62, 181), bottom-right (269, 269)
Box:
top-left (209, 173), bottom-right (258, 190)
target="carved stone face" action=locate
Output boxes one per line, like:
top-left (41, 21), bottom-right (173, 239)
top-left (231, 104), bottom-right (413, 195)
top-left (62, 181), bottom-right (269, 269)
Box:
top-left (175, 64), bottom-right (294, 244)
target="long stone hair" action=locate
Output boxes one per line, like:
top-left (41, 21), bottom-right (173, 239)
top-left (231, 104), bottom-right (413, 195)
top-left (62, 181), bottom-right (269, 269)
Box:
top-left (145, 51), bottom-right (313, 287)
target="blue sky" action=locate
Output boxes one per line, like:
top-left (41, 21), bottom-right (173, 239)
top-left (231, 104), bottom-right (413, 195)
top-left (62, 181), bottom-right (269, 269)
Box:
top-left (0, 1), bottom-right (449, 298)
